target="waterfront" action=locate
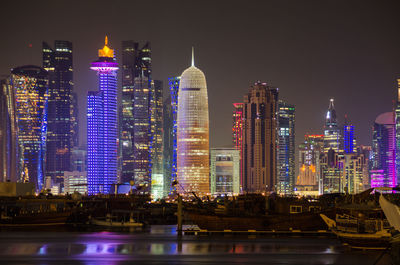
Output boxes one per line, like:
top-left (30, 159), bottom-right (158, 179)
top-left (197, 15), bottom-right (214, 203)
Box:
top-left (0, 226), bottom-right (392, 265)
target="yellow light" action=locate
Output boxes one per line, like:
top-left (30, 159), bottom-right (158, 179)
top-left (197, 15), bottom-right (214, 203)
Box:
top-left (98, 36), bottom-right (114, 58)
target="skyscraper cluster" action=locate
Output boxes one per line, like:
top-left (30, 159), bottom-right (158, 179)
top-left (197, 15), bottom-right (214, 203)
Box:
top-left (1, 36), bottom-right (400, 197)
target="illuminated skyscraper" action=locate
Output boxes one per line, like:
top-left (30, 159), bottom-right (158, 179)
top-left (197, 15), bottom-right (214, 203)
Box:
top-left (210, 148), bottom-right (240, 196)
top-left (87, 37), bottom-right (118, 195)
top-left (42, 40), bottom-right (75, 184)
top-left (163, 77), bottom-right (180, 196)
top-left (296, 135), bottom-right (324, 195)
top-left (232, 103), bottom-right (243, 189)
top-left (395, 78), bottom-right (400, 186)
top-left (242, 81), bottom-right (278, 193)
top-left (10, 66), bottom-right (49, 191)
top-left (320, 149), bottom-right (343, 193)
top-left (120, 41), bottom-right (152, 192)
top-left (371, 112), bottom-right (396, 188)
top-left (343, 116), bottom-right (356, 154)
top-left (150, 80), bottom-right (164, 199)
top-left (276, 101), bottom-right (295, 195)
top-left (177, 51), bottom-right (210, 196)
top-left (324, 99), bottom-right (341, 153)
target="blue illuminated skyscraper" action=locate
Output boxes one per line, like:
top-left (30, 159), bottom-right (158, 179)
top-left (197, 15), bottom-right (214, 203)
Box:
top-left (343, 117), bottom-right (356, 154)
top-left (87, 37), bottom-right (118, 195)
top-left (169, 77), bottom-right (180, 191)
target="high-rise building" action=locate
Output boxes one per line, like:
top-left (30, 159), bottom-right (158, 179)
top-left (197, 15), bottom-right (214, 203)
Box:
top-left (342, 153), bottom-right (365, 194)
top-left (210, 148), bottom-right (240, 196)
top-left (324, 99), bottom-right (341, 153)
top-left (120, 40), bottom-right (152, 192)
top-left (358, 145), bottom-right (372, 189)
top-left (177, 52), bottom-right (210, 196)
top-left (168, 77), bottom-right (180, 194)
top-left (150, 80), bottom-right (164, 199)
top-left (0, 78), bottom-right (18, 183)
top-left (371, 112), bottom-right (396, 188)
top-left (297, 135), bottom-right (324, 187)
top-left (242, 81), bottom-right (278, 193)
top-left (320, 149), bottom-right (343, 194)
top-left (276, 101), bottom-right (295, 195)
top-left (42, 40), bottom-right (75, 184)
top-left (10, 66), bottom-right (49, 191)
top-left (395, 78), bottom-right (400, 186)
top-left (343, 116), bottom-right (357, 154)
top-left (163, 95), bottom-right (173, 196)
top-left (232, 102), bottom-right (243, 190)
top-left (87, 37), bottom-right (118, 195)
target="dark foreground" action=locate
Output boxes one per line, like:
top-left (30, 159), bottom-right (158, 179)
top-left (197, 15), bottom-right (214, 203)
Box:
top-left (0, 226), bottom-right (392, 265)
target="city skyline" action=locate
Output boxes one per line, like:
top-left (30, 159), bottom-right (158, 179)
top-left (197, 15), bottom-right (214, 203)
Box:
top-left (1, 1), bottom-right (399, 152)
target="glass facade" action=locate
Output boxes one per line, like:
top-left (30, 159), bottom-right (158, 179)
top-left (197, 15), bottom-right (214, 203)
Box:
top-left (87, 37), bottom-right (118, 194)
top-left (42, 40), bottom-right (75, 185)
top-left (10, 66), bottom-right (49, 191)
top-left (276, 101), bottom-right (295, 195)
top-left (177, 59), bottom-right (210, 196)
top-left (324, 99), bottom-right (341, 153)
top-left (232, 103), bottom-right (243, 189)
top-left (120, 41), bottom-right (153, 193)
top-left (210, 148), bottom-right (240, 196)
top-left (372, 112), bottom-right (397, 188)
top-left (242, 82), bottom-right (278, 193)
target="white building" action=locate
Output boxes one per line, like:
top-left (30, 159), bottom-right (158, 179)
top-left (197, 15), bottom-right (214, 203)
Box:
top-left (64, 171), bottom-right (87, 194)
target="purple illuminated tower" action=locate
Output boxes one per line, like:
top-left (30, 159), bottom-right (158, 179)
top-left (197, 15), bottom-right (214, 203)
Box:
top-left (87, 36), bottom-right (119, 194)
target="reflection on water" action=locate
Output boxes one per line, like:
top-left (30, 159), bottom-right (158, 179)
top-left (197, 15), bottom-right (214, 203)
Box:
top-left (0, 225), bottom-right (391, 265)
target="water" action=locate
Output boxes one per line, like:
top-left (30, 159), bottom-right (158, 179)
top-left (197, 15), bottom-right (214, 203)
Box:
top-left (0, 225), bottom-right (392, 265)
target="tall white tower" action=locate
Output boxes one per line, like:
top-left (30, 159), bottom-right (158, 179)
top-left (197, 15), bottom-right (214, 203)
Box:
top-left (177, 50), bottom-right (210, 196)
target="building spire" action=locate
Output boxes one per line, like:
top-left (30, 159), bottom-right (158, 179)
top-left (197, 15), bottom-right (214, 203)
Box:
top-left (191, 47), bottom-right (194, 67)
top-left (105, 35), bottom-right (108, 46)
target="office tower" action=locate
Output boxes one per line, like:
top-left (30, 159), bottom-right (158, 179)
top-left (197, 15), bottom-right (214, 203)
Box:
top-left (242, 81), bottom-right (278, 193)
top-left (210, 148), bottom-right (240, 196)
top-left (371, 112), bottom-right (396, 188)
top-left (232, 102), bottom-right (243, 189)
top-left (0, 79), bottom-right (18, 183)
top-left (64, 172), bottom-right (87, 194)
top-left (177, 52), bottom-right (210, 196)
top-left (343, 116), bottom-right (356, 154)
top-left (42, 40), bottom-right (74, 184)
top-left (395, 78), bottom-right (400, 186)
top-left (320, 149), bottom-right (343, 194)
top-left (120, 41), bottom-right (152, 192)
top-left (150, 80), bottom-right (164, 199)
top-left (71, 147), bottom-right (87, 172)
top-left (358, 145), bottom-right (372, 189)
top-left (276, 100), bottom-right (295, 195)
top-left (168, 77), bottom-right (180, 194)
top-left (87, 37), bottom-right (118, 195)
top-left (342, 153), bottom-right (365, 194)
top-left (297, 135), bottom-right (324, 188)
top-left (71, 92), bottom-right (79, 147)
top-left (163, 95), bottom-right (173, 196)
top-left (10, 66), bottom-right (49, 191)
top-left (0, 79), bottom-right (8, 182)
top-left (324, 99), bottom-right (341, 153)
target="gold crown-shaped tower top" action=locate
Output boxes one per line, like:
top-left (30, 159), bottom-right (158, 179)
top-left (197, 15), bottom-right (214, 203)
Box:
top-left (98, 36), bottom-right (114, 58)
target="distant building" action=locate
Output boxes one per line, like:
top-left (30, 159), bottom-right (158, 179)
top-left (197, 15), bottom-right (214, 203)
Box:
top-left (71, 147), bottom-right (86, 172)
top-left (177, 52), bottom-right (210, 196)
top-left (320, 149), bottom-right (343, 194)
top-left (242, 81), bottom-right (278, 193)
top-left (210, 148), bottom-right (240, 196)
top-left (64, 171), bottom-right (87, 194)
top-left (151, 80), bottom-right (164, 199)
top-left (343, 121), bottom-right (356, 154)
top-left (42, 40), bottom-right (75, 185)
top-left (371, 112), bottom-right (396, 188)
top-left (232, 103), bottom-right (243, 190)
top-left (324, 99), bottom-right (341, 153)
top-left (163, 77), bottom-right (180, 196)
top-left (276, 100), bottom-right (295, 195)
top-left (395, 78), bottom-right (400, 186)
top-left (296, 135), bottom-right (324, 192)
top-left (342, 153), bottom-right (365, 194)
top-left (120, 41), bottom-right (153, 192)
top-left (358, 145), bottom-right (372, 189)
top-left (10, 66), bottom-right (49, 191)
top-left (87, 37), bottom-right (118, 194)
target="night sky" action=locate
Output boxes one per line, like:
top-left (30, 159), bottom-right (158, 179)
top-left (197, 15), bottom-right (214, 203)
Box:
top-left (1, 0), bottom-right (400, 154)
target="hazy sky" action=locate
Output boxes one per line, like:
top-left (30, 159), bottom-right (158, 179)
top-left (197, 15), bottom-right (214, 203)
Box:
top-left (1, 0), bottom-right (400, 153)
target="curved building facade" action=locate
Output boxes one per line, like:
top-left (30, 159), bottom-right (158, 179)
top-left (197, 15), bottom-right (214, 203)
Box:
top-left (177, 57), bottom-right (210, 196)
